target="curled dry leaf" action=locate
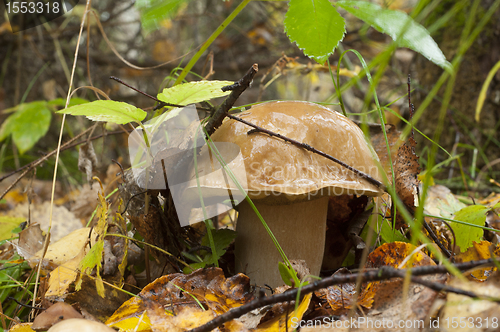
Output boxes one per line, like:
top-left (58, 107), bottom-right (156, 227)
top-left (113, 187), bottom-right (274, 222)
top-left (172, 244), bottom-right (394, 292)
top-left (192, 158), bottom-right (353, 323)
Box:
top-left (107, 268), bottom-right (253, 331)
top-left (315, 268), bottom-right (375, 316)
top-left (16, 224), bottom-right (45, 259)
top-left (140, 267), bottom-right (253, 315)
top-left (393, 136), bottom-right (420, 212)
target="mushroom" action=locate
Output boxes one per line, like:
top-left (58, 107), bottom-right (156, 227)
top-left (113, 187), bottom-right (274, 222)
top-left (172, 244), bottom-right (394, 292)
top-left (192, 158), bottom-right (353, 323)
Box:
top-left (47, 318), bottom-right (116, 332)
top-left (31, 302), bottom-right (83, 331)
top-left (185, 101), bottom-right (384, 288)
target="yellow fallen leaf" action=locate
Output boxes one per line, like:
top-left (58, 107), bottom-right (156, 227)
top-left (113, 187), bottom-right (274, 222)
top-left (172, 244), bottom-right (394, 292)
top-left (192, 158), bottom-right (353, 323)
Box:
top-left (30, 227), bottom-right (97, 269)
top-left (256, 293), bottom-right (312, 332)
top-left (106, 297), bottom-right (152, 332)
top-left (8, 323), bottom-right (35, 332)
top-left (455, 241), bottom-right (500, 281)
top-left (45, 246), bottom-right (87, 298)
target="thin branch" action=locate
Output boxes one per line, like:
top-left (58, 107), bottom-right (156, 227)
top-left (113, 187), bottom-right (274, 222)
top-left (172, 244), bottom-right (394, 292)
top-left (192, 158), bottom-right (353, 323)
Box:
top-left (0, 128), bottom-right (131, 188)
top-left (227, 114), bottom-right (386, 191)
top-left (0, 126), bottom-right (99, 200)
top-left (204, 63), bottom-right (258, 136)
top-left (423, 219), bottom-right (452, 258)
top-left (188, 258), bottom-right (496, 332)
top-left (109, 76), bottom-right (185, 109)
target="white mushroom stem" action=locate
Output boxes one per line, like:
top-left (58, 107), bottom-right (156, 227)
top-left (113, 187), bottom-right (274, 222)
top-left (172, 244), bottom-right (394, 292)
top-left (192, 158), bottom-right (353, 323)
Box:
top-left (234, 196), bottom-right (329, 289)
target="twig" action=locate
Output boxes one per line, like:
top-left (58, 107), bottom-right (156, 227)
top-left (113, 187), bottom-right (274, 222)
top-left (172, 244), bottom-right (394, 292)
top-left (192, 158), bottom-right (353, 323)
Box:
top-left (0, 128), bottom-right (131, 188)
top-left (159, 63), bottom-right (259, 178)
top-left (109, 76), bottom-right (212, 111)
top-left (187, 258), bottom-right (496, 332)
top-left (227, 114), bottom-right (386, 191)
top-left (423, 220), bottom-right (452, 259)
top-left (109, 76), bottom-right (185, 109)
top-left (204, 63), bottom-right (258, 136)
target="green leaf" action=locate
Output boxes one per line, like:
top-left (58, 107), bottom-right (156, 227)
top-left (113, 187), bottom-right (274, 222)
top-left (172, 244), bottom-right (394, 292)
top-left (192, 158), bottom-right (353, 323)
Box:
top-left (0, 112), bottom-right (16, 142)
top-left (278, 262), bottom-right (294, 286)
top-left (284, 0), bottom-right (346, 64)
top-left (4, 101), bottom-right (52, 154)
top-left (379, 219), bottom-right (408, 244)
top-left (48, 97), bottom-right (90, 107)
top-left (452, 205), bottom-right (489, 252)
top-left (201, 228), bottom-right (237, 265)
top-left (336, 1), bottom-right (451, 70)
top-left (158, 80), bottom-right (233, 106)
top-left (136, 0), bottom-right (192, 33)
top-left (57, 100), bottom-right (146, 124)
top-left (0, 217), bottom-right (25, 241)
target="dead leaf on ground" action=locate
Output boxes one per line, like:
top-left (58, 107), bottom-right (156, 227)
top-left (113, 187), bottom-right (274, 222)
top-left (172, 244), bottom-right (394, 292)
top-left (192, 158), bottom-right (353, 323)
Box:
top-left (107, 268), bottom-right (254, 331)
top-left (256, 293), bottom-right (312, 332)
top-left (315, 268), bottom-right (375, 316)
top-left (393, 136), bottom-right (420, 212)
top-left (314, 242), bottom-right (440, 331)
top-left (29, 227), bottom-right (97, 271)
top-left (366, 241), bottom-right (435, 269)
top-left (7, 323), bottom-right (36, 332)
top-left (454, 240), bottom-right (500, 281)
top-left (16, 224), bottom-right (44, 259)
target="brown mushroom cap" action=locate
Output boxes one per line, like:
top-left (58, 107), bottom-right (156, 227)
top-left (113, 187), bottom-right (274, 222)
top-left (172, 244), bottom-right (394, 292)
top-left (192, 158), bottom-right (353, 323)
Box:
top-left (208, 100), bottom-right (383, 202)
top-left (31, 302), bottom-right (83, 331)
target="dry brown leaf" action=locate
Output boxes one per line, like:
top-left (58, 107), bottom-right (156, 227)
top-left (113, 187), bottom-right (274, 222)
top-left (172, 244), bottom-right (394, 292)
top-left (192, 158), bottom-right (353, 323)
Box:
top-left (140, 267), bottom-right (253, 315)
top-left (455, 241), bottom-right (500, 281)
top-left (16, 224), bottom-right (45, 259)
top-left (315, 268), bottom-right (375, 316)
top-left (366, 241), bottom-right (434, 269)
top-left (66, 274), bottom-right (130, 321)
top-left (107, 268), bottom-right (254, 331)
top-left (317, 242), bottom-right (435, 319)
top-left (393, 136), bottom-right (420, 212)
